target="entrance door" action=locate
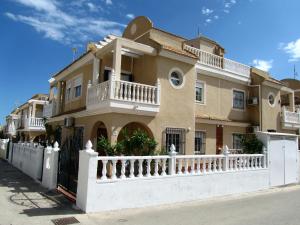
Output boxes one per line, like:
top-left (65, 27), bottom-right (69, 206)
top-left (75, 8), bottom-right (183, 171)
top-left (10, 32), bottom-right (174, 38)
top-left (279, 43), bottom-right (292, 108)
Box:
top-left (216, 125), bottom-right (223, 154)
top-left (57, 127), bottom-right (84, 197)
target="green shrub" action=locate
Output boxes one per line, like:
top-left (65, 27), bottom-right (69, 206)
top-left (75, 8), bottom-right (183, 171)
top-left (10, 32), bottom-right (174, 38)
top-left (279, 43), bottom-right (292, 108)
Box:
top-left (241, 134), bottom-right (264, 154)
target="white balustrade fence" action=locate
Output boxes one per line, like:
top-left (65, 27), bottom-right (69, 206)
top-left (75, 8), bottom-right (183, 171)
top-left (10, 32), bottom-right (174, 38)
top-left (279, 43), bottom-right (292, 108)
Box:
top-left (11, 142), bottom-right (44, 180)
top-left (183, 44), bottom-right (250, 77)
top-left (77, 141), bottom-right (270, 213)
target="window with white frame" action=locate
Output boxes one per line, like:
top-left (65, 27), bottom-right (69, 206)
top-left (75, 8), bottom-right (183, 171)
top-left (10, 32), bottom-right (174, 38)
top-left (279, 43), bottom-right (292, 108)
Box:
top-left (195, 131), bottom-right (206, 155)
top-left (196, 81), bottom-right (205, 103)
top-left (74, 76), bottom-right (82, 98)
top-left (233, 90), bottom-right (245, 110)
top-left (165, 128), bottom-right (186, 154)
top-left (232, 133), bottom-right (244, 150)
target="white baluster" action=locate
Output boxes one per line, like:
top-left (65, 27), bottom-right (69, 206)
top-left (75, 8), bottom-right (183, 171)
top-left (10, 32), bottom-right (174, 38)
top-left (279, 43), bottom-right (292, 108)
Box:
top-left (154, 159), bottom-right (159, 176)
top-left (213, 158), bottom-right (217, 172)
top-left (196, 158), bottom-right (201, 174)
top-left (136, 85), bottom-right (140, 102)
top-left (121, 159), bottom-right (126, 179)
top-left (111, 160), bottom-right (117, 180)
top-left (138, 159), bottom-right (143, 177)
top-left (208, 157), bottom-right (212, 173)
top-left (130, 159), bottom-right (135, 178)
top-left (141, 86), bottom-right (144, 102)
top-left (132, 84), bottom-right (136, 101)
top-left (184, 158), bottom-right (189, 174)
top-left (162, 159), bottom-right (167, 176)
top-left (119, 82), bottom-right (123, 99)
top-left (203, 158), bottom-right (206, 173)
top-left (128, 83), bottom-right (132, 101)
top-left (218, 158), bottom-right (222, 172)
top-left (178, 159), bottom-right (182, 175)
top-left (146, 159), bottom-right (151, 177)
top-left (101, 160), bottom-right (107, 180)
top-left (190, 158), bottom-right (195, 175)
top-left (124, 83), bottom-right (128, 100)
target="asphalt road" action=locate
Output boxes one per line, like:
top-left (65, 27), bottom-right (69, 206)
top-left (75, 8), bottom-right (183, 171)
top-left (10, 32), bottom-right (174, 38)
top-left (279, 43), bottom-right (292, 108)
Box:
top-left (1, 159), bottom-right (300, 225)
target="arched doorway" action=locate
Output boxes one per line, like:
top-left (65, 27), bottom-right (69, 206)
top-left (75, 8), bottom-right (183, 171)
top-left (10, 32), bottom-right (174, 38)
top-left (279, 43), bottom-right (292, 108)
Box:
top-left (91, 121), bottom-right (108, 155)
top-left (117, 122), bottom-right (153, 142)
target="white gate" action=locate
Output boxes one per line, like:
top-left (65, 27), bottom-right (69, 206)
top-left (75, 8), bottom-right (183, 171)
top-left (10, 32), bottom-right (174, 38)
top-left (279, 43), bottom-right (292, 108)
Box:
top-left (257, 132), bottom-right (299, 187)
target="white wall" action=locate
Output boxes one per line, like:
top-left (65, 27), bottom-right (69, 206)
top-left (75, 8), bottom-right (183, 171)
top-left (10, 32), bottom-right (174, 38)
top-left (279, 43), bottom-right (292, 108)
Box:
top-left (85, 170), bottom-right (269, 212)
top-left (11, 143), bottom-right (44, 181)
top-left (0, 139), bottom-right (9, 160)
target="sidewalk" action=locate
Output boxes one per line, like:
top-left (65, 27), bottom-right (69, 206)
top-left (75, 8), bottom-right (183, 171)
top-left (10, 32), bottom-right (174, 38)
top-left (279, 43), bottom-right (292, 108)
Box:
top-left (0, 159), bottom-right (81, 225)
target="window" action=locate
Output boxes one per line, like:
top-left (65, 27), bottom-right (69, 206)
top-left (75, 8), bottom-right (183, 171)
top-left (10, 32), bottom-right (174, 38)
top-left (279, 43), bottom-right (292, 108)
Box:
top-left (195, 131), bottom-right (206, 154)
top-left (268, 93), bottom-right (275, 107)
top-left (232, 133), bottom-right (243, 150)
top-left (165, 128), bottom-right (186, 154)
top-left (169, 68), bottom-right (184, 88)
top-left (73, 76), bottom-right (82, 98)
top-left (196, 81), bottom-right (205, 103)
top-left (233, 90), bottom-right (245, 110)
top-left (74, 85), bottom-right (81, 97)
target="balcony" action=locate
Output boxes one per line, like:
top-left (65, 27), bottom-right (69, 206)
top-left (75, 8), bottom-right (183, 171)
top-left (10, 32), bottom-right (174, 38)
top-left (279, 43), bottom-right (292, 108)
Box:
top-left (18, 117), bottom-right (45, 131)
top-left (183, 44), bottom-right (250, 82)
top-left (281, 106), bottom-right (300, 129)
top-left (43, 101), bottom-right (57, 118)
top-left (86, 80), bottom-right (160, 116)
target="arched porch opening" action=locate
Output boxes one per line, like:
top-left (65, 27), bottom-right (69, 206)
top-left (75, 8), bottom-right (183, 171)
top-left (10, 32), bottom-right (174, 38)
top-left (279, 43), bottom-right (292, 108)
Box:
top-left (91, 121), bottom-right (108, 155)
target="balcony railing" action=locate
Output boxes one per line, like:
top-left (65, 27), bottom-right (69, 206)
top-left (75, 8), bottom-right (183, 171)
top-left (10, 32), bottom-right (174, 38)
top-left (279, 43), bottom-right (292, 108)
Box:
top-left (87, 80), bottom-right (160, 115)
top-left (183, 44), bottom-right (250, 78)
top-left (17, 117), bottom-right (45, 131)
top-left (281, 106), bottom-right (300, 129)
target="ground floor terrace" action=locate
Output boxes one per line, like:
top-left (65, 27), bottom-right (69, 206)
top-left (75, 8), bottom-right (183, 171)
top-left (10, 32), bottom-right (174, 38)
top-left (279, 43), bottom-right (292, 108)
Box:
top-left (47, 113), bottom-right (253, 155)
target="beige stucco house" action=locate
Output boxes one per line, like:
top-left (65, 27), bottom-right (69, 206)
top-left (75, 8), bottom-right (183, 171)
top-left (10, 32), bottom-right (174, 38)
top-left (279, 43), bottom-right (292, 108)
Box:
top-left (5, 94), bottom-right (48, 142)
top-left (43, 16), bottom-right (299, 155)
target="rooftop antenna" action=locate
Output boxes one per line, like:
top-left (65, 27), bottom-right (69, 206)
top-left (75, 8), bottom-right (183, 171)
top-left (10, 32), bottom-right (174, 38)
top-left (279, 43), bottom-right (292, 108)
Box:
top-left (294, 65), bottom-right (298, 80)
top-left (72, 47), bottom-right (77, 62)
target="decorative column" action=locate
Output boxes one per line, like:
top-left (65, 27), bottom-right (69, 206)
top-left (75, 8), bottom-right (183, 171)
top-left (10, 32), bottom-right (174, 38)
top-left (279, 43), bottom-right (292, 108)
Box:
top-left (92, 57), bottom-right (100, 84)
top-left (289, 92), bottom-right (295, 112)
top-left (222, 145), bottom-right (229, 171)
top-left (110, 40), bottom-right (122, 99)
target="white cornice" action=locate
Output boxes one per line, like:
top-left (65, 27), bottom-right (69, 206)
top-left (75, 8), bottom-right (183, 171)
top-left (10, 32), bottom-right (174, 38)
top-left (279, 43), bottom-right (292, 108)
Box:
top-left (159, 50), bottom-right (197, 65)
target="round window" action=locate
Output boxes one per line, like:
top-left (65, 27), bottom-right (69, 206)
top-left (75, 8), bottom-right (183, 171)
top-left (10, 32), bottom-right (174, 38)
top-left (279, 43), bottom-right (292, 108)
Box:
top-left (268, 93), bottom-right (275, 106)
top-left (169, 69), bottom-right (184, 88)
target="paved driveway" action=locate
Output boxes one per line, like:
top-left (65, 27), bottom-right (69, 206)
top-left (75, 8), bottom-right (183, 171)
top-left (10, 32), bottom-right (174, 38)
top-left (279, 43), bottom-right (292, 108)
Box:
top-left (1, 159), bottom-right (300, 225)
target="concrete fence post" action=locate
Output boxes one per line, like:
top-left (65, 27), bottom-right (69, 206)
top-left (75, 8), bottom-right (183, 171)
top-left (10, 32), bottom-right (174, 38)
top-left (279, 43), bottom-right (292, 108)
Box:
top-left (263, 146), bottom-right (268, 168)
top-left (76, 140), bottom-right (99, 213)
top-left (168, 144), bottom-right (177, 175)
top-left (42, 142), bottom-right (60, 190)
top-left (222, 145), bottom-right (229, 171)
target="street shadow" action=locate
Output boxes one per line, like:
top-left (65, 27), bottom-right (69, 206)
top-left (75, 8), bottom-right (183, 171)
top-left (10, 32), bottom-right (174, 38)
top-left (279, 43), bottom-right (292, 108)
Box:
top-left (0, 159), bottom-right (82, 217)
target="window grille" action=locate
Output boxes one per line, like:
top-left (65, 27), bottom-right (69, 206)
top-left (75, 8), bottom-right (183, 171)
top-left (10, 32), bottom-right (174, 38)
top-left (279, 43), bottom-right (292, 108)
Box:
top-left (164, 128), bottom-right (186, 154)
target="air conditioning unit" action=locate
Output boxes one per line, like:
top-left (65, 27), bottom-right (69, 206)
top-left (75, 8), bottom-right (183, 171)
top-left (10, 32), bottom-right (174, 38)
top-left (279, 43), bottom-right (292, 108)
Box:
top-left (64, 117), bottom-right (75, 128)
top-left (247, 126), bottom-right (260, 133)
top-left (247, 97), bottom-right (258, 105)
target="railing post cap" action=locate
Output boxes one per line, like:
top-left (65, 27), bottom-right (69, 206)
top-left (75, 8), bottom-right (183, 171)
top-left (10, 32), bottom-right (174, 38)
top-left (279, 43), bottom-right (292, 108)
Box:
top-left (169, 144), bottom-right (177, 156)
top-left (54, 141), bottom-right (59, 148)
top-left (85, 140), bottom-right (94, 151)
top-left (222, 145), bottom-right (230, 155)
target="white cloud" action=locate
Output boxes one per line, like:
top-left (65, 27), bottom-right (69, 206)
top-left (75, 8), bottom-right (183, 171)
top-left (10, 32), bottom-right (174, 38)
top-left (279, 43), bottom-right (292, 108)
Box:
top-left (106, 0), bottom-right (112, 5)
top-left (280, 38), bottom-right (300, 62)
top-left (5, 0), bottom-right (124, 45)
top-left (126, 14), bottom-right (135, 19)
top-left (202, 7), bottom-right (213, 16)
top-left (214, 15), bottom-right (219, 20)
top-left (252, 59), bottom-right (273, 72)
top-left (86, 2), bottom-right (97, 12)
top-left (205, 18), bottom-right (212, 23)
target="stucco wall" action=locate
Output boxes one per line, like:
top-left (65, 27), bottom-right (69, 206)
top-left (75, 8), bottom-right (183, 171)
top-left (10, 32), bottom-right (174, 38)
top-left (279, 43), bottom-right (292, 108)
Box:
top-left (195, 74), bottom-right (249, 122)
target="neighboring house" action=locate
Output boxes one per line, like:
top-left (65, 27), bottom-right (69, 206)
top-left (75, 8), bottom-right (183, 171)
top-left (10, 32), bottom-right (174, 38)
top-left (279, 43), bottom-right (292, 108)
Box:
top-left (43, 16), bottom-right (298, 155)
top-left (5, 94), bottom-right (49, 142)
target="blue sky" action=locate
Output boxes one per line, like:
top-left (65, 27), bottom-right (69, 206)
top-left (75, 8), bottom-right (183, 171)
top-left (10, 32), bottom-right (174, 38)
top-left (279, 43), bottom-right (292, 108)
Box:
top-left (1, 0), bottom-right (300, 124)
